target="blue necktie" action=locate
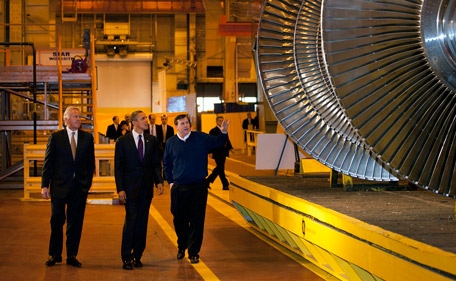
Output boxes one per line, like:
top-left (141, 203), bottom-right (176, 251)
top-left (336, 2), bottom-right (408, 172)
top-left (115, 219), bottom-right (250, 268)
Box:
top-left (138, 135), bottom-right (143, 162)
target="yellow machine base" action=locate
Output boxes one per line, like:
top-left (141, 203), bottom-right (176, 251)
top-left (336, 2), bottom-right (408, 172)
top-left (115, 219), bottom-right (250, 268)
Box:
top-left (229, 175), bottom-right (456, 281)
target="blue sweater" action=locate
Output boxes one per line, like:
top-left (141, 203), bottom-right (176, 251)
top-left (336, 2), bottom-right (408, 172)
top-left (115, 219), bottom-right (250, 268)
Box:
top-left (163, 131), bottom-right (228, 185)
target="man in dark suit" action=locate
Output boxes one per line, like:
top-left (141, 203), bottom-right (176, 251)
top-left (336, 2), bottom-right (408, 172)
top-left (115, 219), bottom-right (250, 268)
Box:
top-left (115, 110), bottom-right (164, 270)
top-left (156, 114), bottom-right (175, 150)
top-left (106, 115), bottom-right (121, 141)
top-left (242, 112), bottom-right (258, 145)
top-left (242, 112), bottom-right (255, 142)
top-left (41, 105), bottom-right (95, 268)
top-left (145, 113), bottom-right (158, 137)
top-left (156, 114), bottom-right (174, 178)
top-left (206, 115), bottom-right (233, 190)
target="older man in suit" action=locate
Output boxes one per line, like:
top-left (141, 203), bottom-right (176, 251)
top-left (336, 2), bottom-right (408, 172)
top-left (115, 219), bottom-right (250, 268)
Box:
top-left (41, 105), bottom-right (95, 268)
top-left (115, 110), bottom-right (164, 270)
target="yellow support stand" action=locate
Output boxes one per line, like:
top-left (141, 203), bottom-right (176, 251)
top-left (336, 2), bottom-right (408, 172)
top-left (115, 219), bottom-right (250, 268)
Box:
top-left (300, 158), bottom-right (331, 173)
top-left (342, 174), bottom-right (353, 190)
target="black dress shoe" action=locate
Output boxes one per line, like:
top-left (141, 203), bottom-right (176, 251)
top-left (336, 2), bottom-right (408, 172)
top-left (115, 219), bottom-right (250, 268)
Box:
top-left (189, 255), bottom-right (199, 264)
top-left (177, 249), bottom-right (185, 260)
top-left (45, 256), bottom-right (62, 266)
top-left (222, 185), bottom-right (229, 190)
top-left (66, 257), bottom-right (82, 267)
top-left (122, 260), bottom-right (133, 270)
top-left (133, 258), bottom-right (143, 268)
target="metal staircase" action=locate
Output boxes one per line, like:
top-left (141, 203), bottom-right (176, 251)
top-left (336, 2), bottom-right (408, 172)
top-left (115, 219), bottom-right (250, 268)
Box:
top-left (0, 38), bottom-right (97, 180)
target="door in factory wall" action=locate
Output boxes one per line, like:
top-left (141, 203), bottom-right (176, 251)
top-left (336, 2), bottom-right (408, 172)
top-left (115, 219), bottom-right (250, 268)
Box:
top-left (96, 60), bottom-right (152, 108)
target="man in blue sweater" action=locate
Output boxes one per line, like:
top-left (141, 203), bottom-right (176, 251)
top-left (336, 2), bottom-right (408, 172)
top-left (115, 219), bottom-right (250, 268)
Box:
top-left (163, 113), bottom-right (230, 264)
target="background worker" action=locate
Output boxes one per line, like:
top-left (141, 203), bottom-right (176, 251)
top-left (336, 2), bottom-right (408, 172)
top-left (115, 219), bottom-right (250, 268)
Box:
top-left (206, 115), bottom-right (233, 190)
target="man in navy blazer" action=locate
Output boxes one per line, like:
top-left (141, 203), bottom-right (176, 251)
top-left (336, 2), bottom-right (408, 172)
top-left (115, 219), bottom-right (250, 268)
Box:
top-left (41, 106), bottom-right (95, 267)
top-left (115, 110), bottom-right (164, 270)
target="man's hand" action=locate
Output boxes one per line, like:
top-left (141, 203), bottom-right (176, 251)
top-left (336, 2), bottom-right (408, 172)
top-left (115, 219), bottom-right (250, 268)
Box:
top-left (118, 191), bottom-right (127, 204)
top-left (221, 119), bottom-right (231, 133)
top-left (156, 183), bottom-right (164, 195)
top-left (41, 187), bottom-right (50, 200)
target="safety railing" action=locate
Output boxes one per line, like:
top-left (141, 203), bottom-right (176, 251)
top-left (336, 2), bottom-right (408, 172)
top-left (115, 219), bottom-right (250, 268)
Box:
top-left (245, 130), bottom-right (264, 156)
top-left (23, 143), bottom-right (115, 200)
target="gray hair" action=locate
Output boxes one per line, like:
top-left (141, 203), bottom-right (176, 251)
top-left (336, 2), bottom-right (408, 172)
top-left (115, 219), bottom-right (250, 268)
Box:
top-left (63, 106), bottom-right (80, 123)
top-left (130, 110), bottom-right (144, 122)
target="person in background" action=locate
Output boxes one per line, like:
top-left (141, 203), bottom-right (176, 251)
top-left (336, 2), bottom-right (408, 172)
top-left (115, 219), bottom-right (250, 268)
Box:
top-left (163, 114), bottom-right (230, 264)
top-left (122, 113), bottom-right (131, 131)
top-left (41, 106), bottom-right (95, 268)
top-left (146, 113), bottom-right (158, 138)
top-left (156, 114), bottom-right (174, 149)
top-left (106, 115), bottom-right (122, 141)
top-left (242, 112), bottom-right (256, 143)
top-left (242, 112), bottom-right (255, 130)
top-left (120, 120), bottom-right (130, 136)
top-left (206, 115), bottom-right (233, 190)
top-left (156, 114), bottom-right (174, 179)
top-left (253, 109), bottom-right (259, 129)
top-left (115, 110), bottom-right (164, 270)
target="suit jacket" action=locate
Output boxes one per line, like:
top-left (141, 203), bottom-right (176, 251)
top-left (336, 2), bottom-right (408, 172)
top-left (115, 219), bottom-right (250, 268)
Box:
top-left (106, 124), bottom-right (121, 140)
top-left (144, 124), bottom-right (158, 138)
top-left (115, 132), bottom-right (163, 199)
top-left (209, 126), bottom-right (233, 159)
top-left (156, 124), bottom-right (174, 151)
top-left (41, 128), bottom-right (95, 199)
top-left (242, 118), bottom-right (257, 130)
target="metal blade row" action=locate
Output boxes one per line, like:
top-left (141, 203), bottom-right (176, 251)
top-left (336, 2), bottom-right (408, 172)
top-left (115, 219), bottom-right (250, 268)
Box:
top-left (256, 0), bottom-right (456, 195)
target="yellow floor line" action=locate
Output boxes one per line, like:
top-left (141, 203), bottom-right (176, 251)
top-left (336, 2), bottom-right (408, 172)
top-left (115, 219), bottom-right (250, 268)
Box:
top-left (149, 204), bottom-right (221, 281)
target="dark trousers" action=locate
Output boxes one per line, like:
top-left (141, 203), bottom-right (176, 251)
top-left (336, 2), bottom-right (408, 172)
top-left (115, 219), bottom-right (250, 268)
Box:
top-left (121, 189), bottom-right (152, 261)
top-left (171, 181), bottom-right (208, 257)
top-left (48, 183), bottom-right (88, 258)
top-left (207, 156), bottom-right (229, 187)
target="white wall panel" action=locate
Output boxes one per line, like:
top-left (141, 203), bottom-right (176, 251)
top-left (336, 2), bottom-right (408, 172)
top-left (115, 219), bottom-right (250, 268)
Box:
top-left (96, 61), bottom-right (151, 108)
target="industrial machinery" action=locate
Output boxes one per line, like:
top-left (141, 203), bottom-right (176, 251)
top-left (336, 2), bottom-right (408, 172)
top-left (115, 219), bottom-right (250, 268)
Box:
top-left (255, 0), bottom-right (456, 196)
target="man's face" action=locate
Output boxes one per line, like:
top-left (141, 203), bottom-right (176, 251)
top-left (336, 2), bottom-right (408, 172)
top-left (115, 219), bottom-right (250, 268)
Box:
top-left (216, 117), bottom-right (223, 127)
top-left (176, 117), bottom-right (191, 137)
top-left (161, 115), bottom-right (168, 125)
top-left (114, 116), bottom-right (120, 125)
top-left (149, 114), bottom-right (156, 125)
top-left (66, 109), bottom-right (81, 131)
top-left (133, 112), bottom-right (148, 132)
